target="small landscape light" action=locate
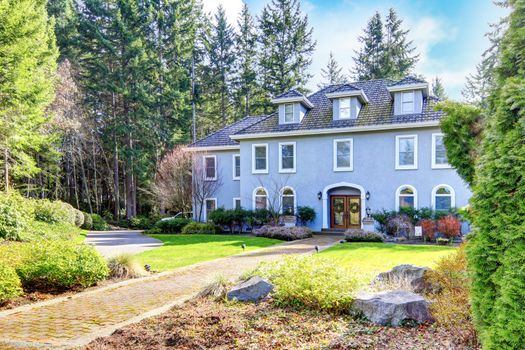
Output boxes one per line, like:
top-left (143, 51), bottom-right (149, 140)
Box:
top-left (144, 264), bottom-right (151, 272)
top-left (317, 191), bottom-right (322, 200)
top-left (339, 240), bottom-right (345, 244)
top-left (241, 243), bottom-right (246, 251)
top-left (314, 245), bottom-right (320, 253)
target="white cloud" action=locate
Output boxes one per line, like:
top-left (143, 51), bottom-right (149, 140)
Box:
top-left (202, 0), bottom-right (244, 27)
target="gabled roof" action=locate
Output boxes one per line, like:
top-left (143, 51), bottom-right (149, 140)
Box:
top-left (271, 88), bottom-right (314, 108)
top-left (329, 83), bottom-right (360, 93)
top-left (389, 76), bottom-right (427, 87)
top-left (274, 89), bottom-right (303, 99)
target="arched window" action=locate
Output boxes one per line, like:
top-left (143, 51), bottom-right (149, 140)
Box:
top-left (253, 187), bottom-right (268, 210)
top-left (432, 185), bottom-right (455, 211)
top-left (281, 187), bottom-right (296, 215)
top-left (396, 185), bottom-right (417, 211)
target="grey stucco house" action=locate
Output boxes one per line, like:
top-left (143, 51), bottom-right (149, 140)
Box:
top-left (188, 76), bottom-right (471, 232)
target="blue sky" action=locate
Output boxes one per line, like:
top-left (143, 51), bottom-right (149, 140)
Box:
top-left (202, 0), bottom-right (508, 99)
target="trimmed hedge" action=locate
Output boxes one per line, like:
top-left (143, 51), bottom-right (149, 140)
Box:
top-left (344, 229), bottom-right (384, 242)
top-left (81, 212), bottom-right (93, 230)
top-left (0, 192), bottom-right (31, 240)
top-left (91, 214), bottom-right (110, 231)
top-left (254, 225), bottom-right (312, 241)
top-left (33, 199), bottom-right (76, 225)
top-left (0, 262), bottom-right (23, 303)
top-left (181, 222), bottom-right (219, 234)
top-left (155, 218), bottom-right (192, 233)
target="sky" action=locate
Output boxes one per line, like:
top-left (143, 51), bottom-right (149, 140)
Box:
top-left (202, 0), bottom-right (509, 100)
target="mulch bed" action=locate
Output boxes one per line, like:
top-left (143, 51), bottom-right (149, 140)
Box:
top-left (84, 298), bottom-right (479, 350)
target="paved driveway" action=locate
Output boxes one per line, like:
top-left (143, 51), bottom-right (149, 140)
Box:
top-left (85, 230), bottom-right (163, 258)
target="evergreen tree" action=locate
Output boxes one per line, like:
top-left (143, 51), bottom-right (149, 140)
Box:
top-left (46, 0), bottom-right (78, 61)
top-left (432, 77), bottom-right (447, 99)
top-left (318, 52), bottom-right (346, 88)
top-left (258, 0), bottom-right (316, 98)
top-left (0, 0), bottom-right (58, 191)
top-left (351, 12), bottom-right (384, 80)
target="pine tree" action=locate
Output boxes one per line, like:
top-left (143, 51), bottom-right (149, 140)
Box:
top-left (46, 0), bottom-right (78, 61)
top-left (432, 77), bottom-right (447, 99)
top-left (258, 0), bottom-right (316, 99)
top-left (318, 52), bottom-right (346, 88)
top-left (352, 12), bottom-right (384, 80)
top-left (0, 0), bottom-right (58, 191)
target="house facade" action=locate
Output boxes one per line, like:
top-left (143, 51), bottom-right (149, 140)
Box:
top-left (188, 77), bottom-right (471, 232)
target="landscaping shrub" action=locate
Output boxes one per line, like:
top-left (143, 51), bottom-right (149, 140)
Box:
top-left (73, 209), bottom-right (85, 227)
top-left (181, 222), bottom-right (220, 234)
top-left (0, 262), bottom-right (23, 303)
top-left (246, 209), bottom-right (271, 227)
top-left (344, 228), bottom-right (383, 242)
top-left (21, 221), bottom-right (84, 241)
top-left (33, 199), bottom-right (76, 225)
top-left (254, 225), bottom-right (312, 241)
top-left (437, 215), bottom-right (461, 239)
top-left (436, 237), bottom-right (450, 245)
top-left (129, 215), bottom-right (155, 230)
top-left (253, 255), bottom-right (358, 313)
top-left (371, 209), bottom-right (396, 234)
top-left (154, 218), bottom-right (192, 233)
top-left (91, 214), bottom-right (110, 231)
top-left (296, 206), bottom-right (316, 226)
top-left (81, 212), bottom-right (93, 230)
top-left (420, 219), bottom-right (436, 241)
top-left (385, 214), bottom-right (413, 237)
top-left (107, 253), bottom-right (147, 279)
top-left (16, 241), bottom-right (109, 290)
top-left (0, 192), bottom-right (31, 240)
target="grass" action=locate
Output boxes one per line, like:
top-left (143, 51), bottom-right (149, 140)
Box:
top-left (135, 234), bottom-right (282, 271)
top-left (321, 242), bottom-right (456, 283)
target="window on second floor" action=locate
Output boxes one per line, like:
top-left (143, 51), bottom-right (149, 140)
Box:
top-left (284, 103), bottom-right (294, 123)
top-left (203, 155), bottom-right (217, 180)
top-left (279, 142), bottom-right (296, 173)
top-left (432, 133), bottom-right (450, 168)
top-left (333, 138), bottom-right (353, 171)
top-left (339, 98), bottom-right (351, 119)
top-left (232, 154), bottom-right (240, 180)
top-left (252, 144), bottom-right (268, 174)
top-left (396, 135), bottom-right (418, 170)
top-left (401, 91), bottom-right (415, 113)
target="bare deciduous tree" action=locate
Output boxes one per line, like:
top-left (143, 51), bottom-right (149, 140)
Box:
top-left (256, 175), bottom-right (291, 225)
top-left (192, 152), bottom-right (223, 221)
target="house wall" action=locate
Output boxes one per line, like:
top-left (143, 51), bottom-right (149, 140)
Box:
top-left (195, 127), bottom-right (471, 232)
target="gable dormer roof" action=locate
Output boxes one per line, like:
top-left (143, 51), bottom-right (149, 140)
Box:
top-left (271, 89), bottom-right (314, 109)
top-left (387, 76), bottom-right (429, 96)
top-left (325, 83), bottom-right (369, 103)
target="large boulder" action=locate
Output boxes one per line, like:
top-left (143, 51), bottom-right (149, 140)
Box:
top-left (353, 290), bottom-right (433, 326)
top-left (227, 276), bottom-right (273, 302)
top-left (374, 264), bottom-right (434, 293)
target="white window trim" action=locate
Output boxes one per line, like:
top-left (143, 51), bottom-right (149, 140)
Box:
top-left (280, 186), bottom-right (296, 215)
top-left (333, 138), bottom-right (354, 172)
top-left (401, 91), bottom-right (415, 114)
top-left (283, 103), bottom-right (295, 124)
top-left (232, 154), bottom-right (240, 180)
top-left (278, 142), bottom-right (296, 173)
top-left (431, 133), bottom-right (452, 169)
top-left (251, 143), bottom-right (269, 174)
top-left (233, 197), bottom-right (241, 209)
top-left (203, 198), bottom-right (217, 222)
top-left (252, 187), bottom-right (269, 210)
top-left (395, 184), bottom-right (418, 211)
top-left (339, 97), bottom-right (351, 120)
top-left (432, 184), bottom-right (456, 210)
top-left (395, 135), bottom-right (418, 170)
top-left (203, 155), bottom-right (217, 181)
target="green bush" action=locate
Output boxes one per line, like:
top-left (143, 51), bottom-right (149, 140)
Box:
top-left (129, 215), bottom-right (155, 230)
top-left (91, 214), bottom-right (110, 231)
top-left (20, 221), bottom-right (84, 241)
top-left (107, 253), bottom-right (147, 279)
top-left (296, 206), bottom-right (316, 226)
top-left (344, 229), bottom-right (384, 242)
top-left (154, 218), bottom-right (192, 233)
top-left (0, 192), bottom-right (31, 240)
top-left (253, 255), bottom-right (358, 313)
top-left (371, 209), bottom-right (396, 234)
top-left (33, 199), bottom-right (75, 225)
top-left (81, 212), bottom-right (93, 230)
top-left (16, 241), bottom-right (109, 290)
top-left (0, 262), bottom-right (23, 303)
top-left (181, 222), bottom-right (219, 234)
top-left (73, 209), bottom-right (84, 227)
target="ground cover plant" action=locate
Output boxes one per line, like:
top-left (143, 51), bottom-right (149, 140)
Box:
top-left (254, 225), bottom-right (312, 241)
top-left (344, 228), bottom-right (384, 242)
top-left (135, 234), bottom-right (281, 271)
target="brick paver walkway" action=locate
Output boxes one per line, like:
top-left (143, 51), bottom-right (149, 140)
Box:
top-left (0, 235), bottom-right (342, 349)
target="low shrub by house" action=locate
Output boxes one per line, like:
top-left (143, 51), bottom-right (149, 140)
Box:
top-left (254, 225), bottom-right (312, 241)
top-left (420, 219), bottom-right (436, 241)
top-left (252, 255), bottom-right (358, 313)
top-left (344, 229), bottom-right (384, 242)
top-left (181, 222), bottom-right (219, 234)
top-left (33, 199), bottom-right (76, 225)
top-left (0, 192), bottom-right (31, 240)
top-left (209, 208), bottom-right (248, 234)
top-left (154, 218), bottom-right (192, 233)
top-left (437, 215), bottom-right (461, 239)
top-left (296, 206), bottom-right (316, 226)
top-left (16, 241), bottom-right (109, 290)
top-left (128, 215), bottom-right (155, 230)
top-left (91, 214), bottom-right (110, 231)
top-left (107, 253), bottom-right (147, 279)
top-left (81, 212), bottom-right (93, 230)
top-left (385, 214), bottom-right (414, 237)
top-left (0, 262), bottom-right (23, 303)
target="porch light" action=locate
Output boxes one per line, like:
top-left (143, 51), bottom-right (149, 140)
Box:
top-left (366, 207), bottom-right (371, 216)
top-left (365, 191), bottom-right (371, 200)
top-left (317, 191), bottom-right (322, 200)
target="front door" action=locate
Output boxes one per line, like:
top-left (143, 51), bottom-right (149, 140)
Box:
top-left (330, 195), bottom-right (361, 229)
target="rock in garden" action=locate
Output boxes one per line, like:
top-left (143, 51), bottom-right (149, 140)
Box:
top-left (226, 276), bottom-right (273, 302)
top-left (353, 290), bottom-right (433, 326)
top-left (374, 264), bottom-right (434, 293)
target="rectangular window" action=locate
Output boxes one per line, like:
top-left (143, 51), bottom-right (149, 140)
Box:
top-left (339, 98), bottom-right (351, 119)
top-left (252, 144), bottom-right (268, 174)
top-left (233, 197), bottom-right (241, 210)
top-left (432, 133), bottom-right (451, 168)
top-left (232, 154), bottom-right (241, 180)
top-left (401, 91), bottom-right (414, 113)
top-left (203, 155), bottom-right (216, 180)
top-left (333, 139), bottom-right (353, 171)
top-left (279, 142), bottom-right (296, 173)
top-left (204, 198), bottom-right (216, 221)
top-left (284, 103), bottom-right (294, 123)
top-left (396, 135), bottom-right (418, 169)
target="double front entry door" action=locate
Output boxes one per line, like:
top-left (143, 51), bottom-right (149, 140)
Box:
top-left (330, 195), bottom-right (361, 229)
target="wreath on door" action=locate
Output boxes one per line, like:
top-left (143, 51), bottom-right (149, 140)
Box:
top-left (349, 202), bottom-right (360, 214)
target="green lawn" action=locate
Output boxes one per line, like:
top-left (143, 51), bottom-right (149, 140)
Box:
top-left (321, 242), bottom-right (456, 282)
top-left (135, 234), bottom-right (282, 271)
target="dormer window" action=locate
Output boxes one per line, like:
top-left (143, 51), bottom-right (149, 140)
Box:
top-left (284, 104), bottom-right (294, 123)
top-left (339, 98), bottom-right (351, 119)
top-left (401, 92), bottom-right (414, 113)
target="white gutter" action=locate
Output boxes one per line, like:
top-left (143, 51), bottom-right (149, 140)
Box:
top-left (185, 145), bottom-right (240, 152)
top-left (230, 120), bottom-right (440, 140)
top-left (387, 83), bottom-right (429, 96)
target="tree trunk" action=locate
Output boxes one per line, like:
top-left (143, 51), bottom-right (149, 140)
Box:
top-left (113, 142), bottom-right (119, 219)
